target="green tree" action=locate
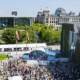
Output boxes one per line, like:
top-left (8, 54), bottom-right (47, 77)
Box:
top-left (20, 26), bottom-right (25, 30)
top-left (49, 25), bottom-right (55, 30)
top-left (24, 26), bottom-right (31, 30)
top-left (18, 31), bottom-right (26, 43)
top-left (36, 23), bottom-right (41, 26)
top-left (44, 26), bottom-right (48, 30)
top-left (2, 28), bottom-right (16, 44)
top-left (38, 27), bottom-right (46, 41)
top-left (44, 30), bottom-right (54, 43)
top-left (28, 30), bottom-right (36, 43)
top-left (60, 26), bottom-right (62, 31)
top-left (53, 31), bottom-right (61, 42)
top-left (34, 19), bottom-right (37, 23)
top-left (14, 25), bottom-right (20, 29)
top-left (33, 23), bottom-right (37, 26)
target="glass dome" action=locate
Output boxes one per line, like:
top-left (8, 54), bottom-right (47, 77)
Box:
top-left (55, 8), bottom-right (66, 15)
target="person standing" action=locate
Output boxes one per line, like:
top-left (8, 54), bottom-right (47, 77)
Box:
top-left (38, 58), bottom-right (39, 62)
top-left (7, 55), bottom-right (9, 60)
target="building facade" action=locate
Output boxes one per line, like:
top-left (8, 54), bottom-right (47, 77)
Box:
top-left (61, 23), bottom-right (80, 63)
top-left (37, 8), bottom-right (80, 27)
top-left (0, 16), bottom-right (33, 30)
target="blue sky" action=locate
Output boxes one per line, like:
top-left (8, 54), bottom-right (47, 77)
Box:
top-left (0, 0), bottom-right (80, 17)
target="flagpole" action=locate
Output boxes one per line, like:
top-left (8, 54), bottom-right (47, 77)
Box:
top-left (26, 29), bottom-right (27, 51)
top-left (36, 38), bottom-right (37, 48)
top-left (16, 32), bottom-right (17, 58)
top-left (36, 31), bottom-right (38, 48)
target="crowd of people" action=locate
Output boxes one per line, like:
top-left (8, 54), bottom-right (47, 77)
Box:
top-left (0, 57), bottom-right (80, 80)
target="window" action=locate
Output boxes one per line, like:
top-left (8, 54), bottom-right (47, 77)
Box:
top-left (52, 18), bottom-right (53, 20)
top-left (54, 18), bottom-right (55, 20)
top-left (50, 21), bottom-right (51, 23)
top-left (54, 21), bottom-right (55, 23)
top-left (69, 31), bottom-right (77, 53)
top-left (46, 18), bottom-right (48, 20)
top-left (52, 21), bottom-right (53, 23)
top-left (46, 21), bottom-right (48, 23)
top-left (58, 18), bottom-right (59, 21)
top-left (44, 12), bottom-right (48, 15)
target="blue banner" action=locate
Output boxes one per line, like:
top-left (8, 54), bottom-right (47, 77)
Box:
top-left (36, 31), bottom-right (38, 39)
top-left (23, 55), bottom-right (29, 59)
top-left (47, 56), bottom-right (55, 61)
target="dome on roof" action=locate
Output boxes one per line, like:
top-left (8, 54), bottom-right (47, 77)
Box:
top-left (55, 8), bottom-right (66, 15)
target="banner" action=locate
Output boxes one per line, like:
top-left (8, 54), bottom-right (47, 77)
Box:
top-left (26, 31), bottom-right (29, 40)
top-left (23, 55), bottom-right (29, 59)
top-left (16, 31), bottom-right (19, 40)
top-left (36, 31), bottom-right (38, 39)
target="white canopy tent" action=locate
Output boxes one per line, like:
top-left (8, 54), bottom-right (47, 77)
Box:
top-left (33, 47), bottom-right (56, 56)
top-left (8, 76), bottom-right (22, 80)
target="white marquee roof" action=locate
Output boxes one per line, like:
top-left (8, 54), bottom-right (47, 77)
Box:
top-left (32, 47), bottom-right (56, 56)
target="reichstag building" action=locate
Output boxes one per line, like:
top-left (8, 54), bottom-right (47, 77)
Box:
top-left (37, 7), bottom-right (80, 27)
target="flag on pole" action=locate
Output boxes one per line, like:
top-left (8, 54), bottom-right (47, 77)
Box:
top-left (40, 8), bottom-right (42, 10)
top-left (16, 31), bottom-right (19, 40)
top-left (78, 18), bottom-right (80, 21)
top-left (36, 31), bottom-right (38, 39)
top-left (46, 7), bottom-right (48, 9)
top-left (26, 31), bottom-right (29, 40)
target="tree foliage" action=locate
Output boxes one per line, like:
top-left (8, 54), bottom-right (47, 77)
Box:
top-left (14, 25), bottom-right (20, 29)
top-left (49, 25), bottom-right (55, 30)
top-left (28, 30), bottom-right (36, 43)
top-left (44, 30), bottom-right (54, 43)
top-left (1, 22), bottom-right (61, 44)
top-left (60, 26), bottom-right (62, 31)
top-left (38, 27), bottom-right (46, 40)
top-left (2, 28), bottom-right (16, 44)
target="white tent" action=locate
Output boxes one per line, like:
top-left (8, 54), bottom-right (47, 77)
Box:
top-left (8, 76), bottom-right (22, 80)
top-left (33, 47), bottom-right (56, 56)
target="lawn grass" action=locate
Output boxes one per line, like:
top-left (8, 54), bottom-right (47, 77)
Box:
top-left (0, 30), bottom-right (3, 35)
top-left (0, 54), bottom-right (7, 60)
